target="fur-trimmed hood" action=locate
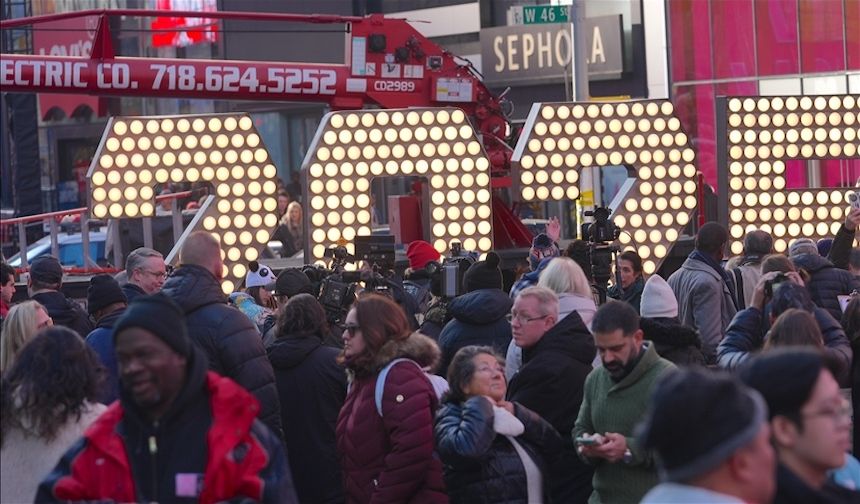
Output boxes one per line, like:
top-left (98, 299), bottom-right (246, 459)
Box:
top-left (640, 317), bottom-right (702, 348)
top-left (354, 331), bottom-right (442, 376)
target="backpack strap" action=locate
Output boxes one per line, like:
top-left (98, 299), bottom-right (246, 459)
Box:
top-left (375, 358), bottom-right (423, 417)
top-left (732, 268), bottom-right (745, 310)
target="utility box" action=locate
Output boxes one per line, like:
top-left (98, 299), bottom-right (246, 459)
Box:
top-left (388, 195), bottom-right (423, 244)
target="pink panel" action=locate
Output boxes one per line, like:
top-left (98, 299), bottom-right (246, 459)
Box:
top-left (712, 0), bottom-right (756, 78)
top-left (669, 0), bottom-right (713, 82)
top-left (674, 84), bottom-right (718, 189)
top-left (755, 0), bottom-right (800, 75)
top-left (784, 160), bottom-right (807, 189)
top-left (800, 0), bottom-right (845, 72)
top-left (848, 0), bottom-right (860, 70)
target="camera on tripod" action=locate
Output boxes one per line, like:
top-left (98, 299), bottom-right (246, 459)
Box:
top-left (430, 242), bottom-right (476, 299)
top-left (581, 207), bottom-right (623, 305)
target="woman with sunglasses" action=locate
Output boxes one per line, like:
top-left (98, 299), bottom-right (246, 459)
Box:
top-left (336, 294), bottom-right (448, 503)
top-left (435, 346), bottom-right (560, 504)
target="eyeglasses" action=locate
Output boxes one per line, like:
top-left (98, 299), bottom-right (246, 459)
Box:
top-left (802, 400), bottom-right (852, 425)
top-left (343, 324), bottom-right (361, 337)
top-left (37, 317), bottom-right (53, 329)
top-left (140, 269), bottom-right (168, 280)
top-left (506, 313), bottom-right (549, 325)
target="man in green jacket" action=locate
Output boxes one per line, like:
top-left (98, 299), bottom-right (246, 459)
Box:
top-left (573, 300), bottom-right (676, 503)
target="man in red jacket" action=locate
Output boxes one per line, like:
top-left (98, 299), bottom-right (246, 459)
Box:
top-left (37, 293), bottom-right (297, 503)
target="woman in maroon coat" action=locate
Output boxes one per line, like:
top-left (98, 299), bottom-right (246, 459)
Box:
top-left (336, 294), bottom-right (448, 503)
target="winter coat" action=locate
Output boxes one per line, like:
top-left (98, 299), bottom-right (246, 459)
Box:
top-left (420, 299), bottom-right (451, 341)
top-left (161, 264), bottom-right (283, 439)
top-left (437, 289), bottom-right (512, 377)
top-left (85, 308), bottom-right (126, 404)
top-left (268, 335), bottom-right (347, 504)
top-left (229, 291), bottom-right (276, 336)
top-left (607, 275), bottom-right (645, 313)
top-left (507, 311), bottom-right (596, 504)
top-left (727, 258), bottom-right (765, 309)
top-left (272, 224), bottom-right (301, 258)
top-left (435, 396), bottom-right (561, 504)
top-left (639, 316), bottom-right (706, 366)
top-left (1, 402), bottom-right (106, 504)
top-left (31, 290), bottom-right (93, 338)
top-left (828, 224), bottom-right (855, 271)
top-left (716, 306), bottom-right (852, 386)
top-left (336, 332), bottom-right (448, 504)
top-left (36, 351), bottom-right (297, 503)
top-left (121, 282), bottom-right (148, 304)
top-left (573, 342), bottom-right (676, 504)
top-left (792, 253), bottom-right (860, 321)
top-left (509, 258), bottom-right (552, 299)
top-left (773, 463), bottom-right (860, 504)
top-left (667, 257), bottom-right (737, 362)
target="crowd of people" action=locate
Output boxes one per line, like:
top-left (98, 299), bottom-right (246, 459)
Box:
top-left (1, 204), bottom-right (860, 503)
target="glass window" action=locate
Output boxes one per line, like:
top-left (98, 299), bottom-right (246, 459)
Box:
top-left (712, 0), bottom-right (756, 78)
top-left (674, 84), bottom-right (717, 188)
top-left (800, 0), bottom-right (845, 72)
top-left (669, 0), bottom-right (713, 82)
top-left (755, 0), bottom-right (800, 76)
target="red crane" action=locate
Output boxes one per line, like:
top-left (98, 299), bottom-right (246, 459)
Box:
top-left (1, 9), bottom-right (534, 248)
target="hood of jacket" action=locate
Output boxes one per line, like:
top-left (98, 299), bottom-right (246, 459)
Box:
top-left (267, 335), bottom-right (324, 369)
top-left (355, 331), bottom-right (441, 375)
top-left (558, 293), bottom-right (597, 324)
top-left (160, 264), bottom-right (226, 314)
top-left (523, 310), bottom-right (596, 367)
top-left (448, 288), bottom-right (513, 325)
top-left (791, 253), bottom-right (834, 274)
top-left (95, 307), bottom-right (126, 330)
top-left (640, 316), bottom-right (702, 349)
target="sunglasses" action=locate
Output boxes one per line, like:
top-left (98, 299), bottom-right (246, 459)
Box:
top-left (343, 324), bottom-right (361, 336)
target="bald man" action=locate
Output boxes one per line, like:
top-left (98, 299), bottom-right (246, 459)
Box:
top-left (161, 231), bottom-right (283, 440)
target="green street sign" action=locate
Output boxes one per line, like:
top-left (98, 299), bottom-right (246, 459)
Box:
top-left (522, 5), bottom-right (570, 24)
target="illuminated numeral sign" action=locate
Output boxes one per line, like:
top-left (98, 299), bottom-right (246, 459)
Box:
top-left (89, 114), bottom-right (280, 293)
top-left (718, 95), bottom-right (860, 254)
top-left (513, 101), bottom-right (699, 274)
top-left (302, 108), bottom-right (493, 263)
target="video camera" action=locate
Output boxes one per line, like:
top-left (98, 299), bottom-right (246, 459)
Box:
top-left (764, 272), bottom-right (790, 298)
top-left (581, 207), bottom-right (623, 305)
top-left (427, 242), bottom-right (477, 299)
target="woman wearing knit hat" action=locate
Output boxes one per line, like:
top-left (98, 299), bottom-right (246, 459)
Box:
top-left (229, 261), bottom-right (278, 338)
top-left (437, 252), bottom-right (513, 377)
top-left (638, 275), bottom-right (706, 366)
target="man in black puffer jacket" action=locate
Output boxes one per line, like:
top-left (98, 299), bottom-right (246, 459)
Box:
top-left (161, 231), bottom-right (283, 440)
top-left (789, 238), bottom-right (860, 321)
top-left (507, 286), bottom-right (596, 504)
top-left (437, 252), bottom-right (512, 377)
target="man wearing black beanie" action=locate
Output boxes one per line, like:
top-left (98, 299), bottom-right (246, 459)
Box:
top-left (38, 293), bottom-right (298, 502)
top-left (84, 274), bottom-right (127, 403)
top-left (437, 252), bottom-right (512, 376)
top-left (637, 368), bottom-right (775, 503)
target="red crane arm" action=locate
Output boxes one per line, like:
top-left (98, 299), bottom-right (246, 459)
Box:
top-left (0, 9), bottom-right (511, 174)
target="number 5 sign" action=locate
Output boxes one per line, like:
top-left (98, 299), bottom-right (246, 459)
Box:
top-left (88, 114), bottom-right (280, 293)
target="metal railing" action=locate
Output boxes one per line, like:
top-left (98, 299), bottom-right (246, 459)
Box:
top-left (0, 190), bottom-right (193, 274)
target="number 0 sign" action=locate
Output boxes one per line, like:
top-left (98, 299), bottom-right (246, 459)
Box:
top-left (88, 114), bottom-right (280, 293)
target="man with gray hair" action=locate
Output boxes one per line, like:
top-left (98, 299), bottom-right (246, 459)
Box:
top-left (123, 247), bottom-right (166, 303)
top-left (728, 230), bottom-right (773, 309)
top-left (506, 286), bottom-right (597, 503)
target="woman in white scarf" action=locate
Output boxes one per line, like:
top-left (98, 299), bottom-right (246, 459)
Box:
top-left (434, 346), bottom-right (561, 504)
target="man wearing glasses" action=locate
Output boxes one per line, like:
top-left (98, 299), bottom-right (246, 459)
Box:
top-left (123, 247), bottom-right (167, 302)
top-left (506, 286), bottom-right (598, 504)
top-left (740, 348), bottom-right (860, 502)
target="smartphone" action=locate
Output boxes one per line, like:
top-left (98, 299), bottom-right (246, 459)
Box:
top-left (848, 191), bottom-right (860, 211)
top-left (575, 436), bottom-right (599, 446)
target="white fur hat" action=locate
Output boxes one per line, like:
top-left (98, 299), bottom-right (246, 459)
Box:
top-left (640, 275), bottom-right (679, 319)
